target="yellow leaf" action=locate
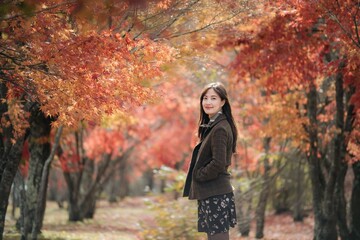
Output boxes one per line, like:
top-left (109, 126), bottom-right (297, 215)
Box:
top-left (1, 33), bottom-right (8, 40)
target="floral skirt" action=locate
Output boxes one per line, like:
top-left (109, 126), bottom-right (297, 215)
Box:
top-left (197, 192), bottom-right (237, 235)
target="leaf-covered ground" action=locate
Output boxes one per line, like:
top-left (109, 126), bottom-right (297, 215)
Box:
top-left (4, 197), bottom-right (314, 240)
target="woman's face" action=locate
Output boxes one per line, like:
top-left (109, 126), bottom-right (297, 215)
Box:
top-left (202, 88), bottom-right (225, 118)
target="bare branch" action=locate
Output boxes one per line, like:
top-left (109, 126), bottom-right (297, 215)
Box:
top-left (165, 7), bottom-right (248, 39)
top-left (0, 1), bottom-right (77, 21)
top-left (329, 13), bottom-right (360, 48)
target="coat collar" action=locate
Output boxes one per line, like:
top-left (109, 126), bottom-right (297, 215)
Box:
top-left (200, 111), bottom-right (225, 128)
top-left (199, 113), bottom-right (227, 141)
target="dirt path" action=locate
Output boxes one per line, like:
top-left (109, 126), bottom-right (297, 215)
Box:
top-left (5, 196), bottom-right (314, 240)
top-left (41, 197), bottom-right (154, 240)
top-left (4, 197), bottom-right (154, 240)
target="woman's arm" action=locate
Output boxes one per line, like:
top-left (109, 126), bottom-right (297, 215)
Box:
top-left (195, 127), bottom-right (229, 182)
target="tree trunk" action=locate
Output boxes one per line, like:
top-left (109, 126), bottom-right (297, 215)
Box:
top-left (307, 82), bottom-right (338, 240)
top-left (272, 156), bottom-right (290, 215)
top-left (64, 170), bottom-right (82, 222)
top-left (293, 157), bottom-right (305, 222)
top-left (11, 171), bottom-right (22, 219)
top-left (82, 192), bottom-right (97, 219)
top-left (0, 73), bottom-right (9, 181)
top-left (62, 131), bottom-right (86, 222)
top-left (21, 109), bottom-right (51, 238)
top-left (350, 162), bottom-right (360, 240)
top-left (108, 174), bottom-right (119, 203)
top-left (61, 134), bottom-right (135, 222)
top-left (64, 152), bottom-right (101, 221)
top-left (0, 78), bottom-right (27, 239)
top-left (255, 137), bottom-right (271, 239)
top-left (13, 171), bottom-right (26, 238)
top-left (118, 158), bottom-right (129, 199)
top-left (333, 66), bottom-right (350, 239)
top-left (307, 82), bottom-right (323, 238)
top-left (336, 162), bottom-right (349, 240)
top-left (0, 138), bottom-right (24, 239)
top-left (343, 83), bottom-right (357, 240)
top-left (236, 179), bottom-right (255, 237)
top-left (31, 126), bottom-right (63, 239)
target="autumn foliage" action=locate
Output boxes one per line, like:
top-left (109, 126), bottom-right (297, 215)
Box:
top-left (1, 0), bottom-right (360, 239)
top-left (1, 0), bottom-right (175, 136)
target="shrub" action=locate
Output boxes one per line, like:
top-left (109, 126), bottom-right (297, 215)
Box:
top-left (140, 197), bottom-right (204, 240)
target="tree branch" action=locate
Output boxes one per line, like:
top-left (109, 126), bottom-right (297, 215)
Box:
top-left (320, 2), bottom-right (360, 49)
top-left (165, 6), bottom-right (248, 39)
top-left (1, 1), bottom-right (77, 21)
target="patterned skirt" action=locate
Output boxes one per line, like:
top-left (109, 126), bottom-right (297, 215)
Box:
top-left (197, 192), bottom-right (237, 235)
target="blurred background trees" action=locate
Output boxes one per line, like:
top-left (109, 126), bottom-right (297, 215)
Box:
top-left (1, 0), bottom-right (359, 240)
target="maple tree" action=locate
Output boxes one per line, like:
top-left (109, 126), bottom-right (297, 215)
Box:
top-left (56, 122), bottom-right (143, 221)
top-left (0, 0), bottom-right (174, 238)
top-left (219, 0), bottom-right (360, 239)
top-left (226, 68), bottom-right (311, 237)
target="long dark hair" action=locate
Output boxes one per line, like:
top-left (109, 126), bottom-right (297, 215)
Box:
top-left (198, 82), bottom-right (238, 153)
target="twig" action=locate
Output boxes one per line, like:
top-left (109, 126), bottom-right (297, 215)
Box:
top-left (1, 1), bottom-right (77, 21)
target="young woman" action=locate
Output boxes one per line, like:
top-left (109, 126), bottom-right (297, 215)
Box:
top-left (183, 82), bottom-right (238, 240)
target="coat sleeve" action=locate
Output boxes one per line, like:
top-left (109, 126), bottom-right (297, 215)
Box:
top-left (194, 127), bottom-right (228, 182)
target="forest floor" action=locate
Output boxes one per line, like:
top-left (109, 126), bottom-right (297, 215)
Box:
top-left (4, 196), bottom-right (314, 240)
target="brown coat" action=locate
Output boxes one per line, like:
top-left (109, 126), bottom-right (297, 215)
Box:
top-left (183, 114), bottom-right (234, 200)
